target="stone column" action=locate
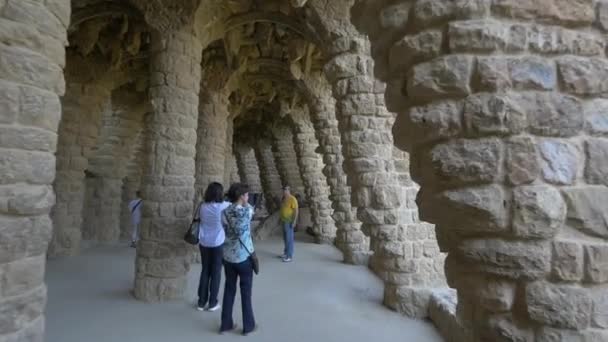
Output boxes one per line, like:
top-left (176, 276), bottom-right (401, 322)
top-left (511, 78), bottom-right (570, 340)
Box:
top-left (254, 138), bottom-right (283, 212)
top-left (83, 94), bottom-right (146, 244)
top-left (270, 125), bottom-right (306, 197)
top-left (305, 78), bottom-right (370, 264)
top-left (234, 143), bottom-right (263, 193)
top-left (355, 0), bottom-right (608, 339)
top-left (324, 34), bottom-right (446, 317)
top-left (195, 90), bottom-right (229, 200)
top-left (290, 109), bottom-right (337, 244)
top-left (223, 117), bottom-right (239, 186)
top-left (49, 81), bottom-right (111, 257)
top-left (0, 0), bottom-right (69, 339)
top-left (133, 28), bottom-right (202, 301)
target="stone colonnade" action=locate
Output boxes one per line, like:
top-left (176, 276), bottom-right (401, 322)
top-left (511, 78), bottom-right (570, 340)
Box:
top-left (270, 124), bottom-right (306, 198)
top-left (356, 0), bottom-right (608, 339)
top-left (234, 143), bottom-right (263, 194)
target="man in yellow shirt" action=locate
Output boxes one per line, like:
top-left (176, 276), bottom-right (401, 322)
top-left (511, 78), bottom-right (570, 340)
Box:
top-left (279, 186), bottom-right (298, 262)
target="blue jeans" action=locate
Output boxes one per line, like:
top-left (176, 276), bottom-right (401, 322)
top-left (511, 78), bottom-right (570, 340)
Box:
top-left (221, 259), bottom-right (255, 333)
top-left (198, 245), bottom-right (223, 308)
top-left (282, 222), bottom-right (294, 258)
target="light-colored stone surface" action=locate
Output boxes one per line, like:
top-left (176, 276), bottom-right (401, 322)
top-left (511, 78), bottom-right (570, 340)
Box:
top-left (46, 239), bottom-right (442, 342)
top-left (353, 0), bottom-right (608, 339)
top-left (133, 28), bottom-right (203, 302)
top-left (0, 0), bottom-right (68, 341)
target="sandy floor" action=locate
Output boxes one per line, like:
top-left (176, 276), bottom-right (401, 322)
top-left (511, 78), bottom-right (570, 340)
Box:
top-left (45, 236), bottom-right (442, 342)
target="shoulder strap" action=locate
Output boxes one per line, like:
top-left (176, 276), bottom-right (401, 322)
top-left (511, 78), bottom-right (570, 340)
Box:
top-left (192, 202), bottom-right (204, 221)
top-left (238, 238), bottom-right (253, 256)
top-left (131, 200), bottom-right (142, 213)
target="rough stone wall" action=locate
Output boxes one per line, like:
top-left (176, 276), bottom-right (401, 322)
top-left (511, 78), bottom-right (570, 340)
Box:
top-left (270, 124), bottom-right (306, 198)
top-left (290, 108), bottom-right (337, 244)
top-left (354, 0), bottom-right (608, 340)
top-left (304, 75), bottom-right (371, 264)
top-left (134, 28), bottom-right (202, 301)
top-left (254, 138), bottom-right (283, 212)
top-left (195, 90), bottom-right (229, 200)
top-left (0, 0), bottom-right (69, 340)
top-left (49, 81), bottom-right (111, 257)
top-left (234, 143), bottom-right (263, 193)
top-left (82, 90), bottom-right (146, 244)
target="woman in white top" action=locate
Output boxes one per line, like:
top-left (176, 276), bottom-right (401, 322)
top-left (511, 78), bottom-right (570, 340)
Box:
top-left (196, 182), bottom-right (231, 312)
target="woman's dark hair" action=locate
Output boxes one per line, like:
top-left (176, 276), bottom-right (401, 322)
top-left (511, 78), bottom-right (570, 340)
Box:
top-left (203, 182), bottom-right (224, 203)
top-left (227, 183), bottom-right (249, 203)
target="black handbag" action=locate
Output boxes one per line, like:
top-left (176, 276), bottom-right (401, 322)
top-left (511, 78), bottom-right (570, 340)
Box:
top-left (184, 202), bottom-right (203, 245)
top-left (239, 238), bottom-right (259, 275)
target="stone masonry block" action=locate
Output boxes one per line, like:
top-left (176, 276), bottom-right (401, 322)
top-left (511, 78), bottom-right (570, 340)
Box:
top-left (413, 0), bottom-right (490, 28)
top-left (427, 138), bottom-right (502, 186)
top-left (591, 288), bottom-right (608, 328)
top-left (539, 139), bottom-right (581, 185)
top-left (449, 19), bottom-right (527, 53)
top-left (421, 185), bottom-right (508, 235)
top-left (528, 25), bottom-right (604, 56)
top-left (407, 55), bottom-right (472, 101)
top-left (457, 239), bottom-right (551, 280)
top-left (585, 138), bottom-right (608, 186)
top-left (584, 244), bottom-right (608, 283)
top-left (551, 240), bottom-right (584, 282)
top-left (557, 56), bottom-right (608, 95)
top-left (475, 56), bottom-right (556, 92)
top-left (506, 136), bottom-right (539, 185)
top-left (522, 92), bottom-right (584, 138)
top-left (463, 92), bottom-right (527, 136)
top-left (389, 30), bottom-right (442, 74)
top-left (491, 0), bottom-right (595, 26)
top-left (563, 187), bottom-right (608, 239)
top-left (512, 185), bottom-right (566, 239)
top-left (526, 281), bottom-right (591, 329)
top-left (584, 99), bottom-right (608, 136)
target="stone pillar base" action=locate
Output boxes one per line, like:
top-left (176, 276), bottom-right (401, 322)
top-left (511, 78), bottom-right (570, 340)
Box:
top-left (133, 276), bottom-right (187, 302)
top-left (343, 250), bottom-right (372, 266)
top-left (383, 285), bottom-right (435, 319)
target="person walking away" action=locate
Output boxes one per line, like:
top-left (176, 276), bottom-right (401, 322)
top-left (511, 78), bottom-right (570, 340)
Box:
top-left (197, 182), bottom-right (231, 312)
top-left (279, 186), bottom-right (298, 262)
top-left (220, 183), bottom-right (257, 335)
top-left (127, 191), bottom-right (142, 248)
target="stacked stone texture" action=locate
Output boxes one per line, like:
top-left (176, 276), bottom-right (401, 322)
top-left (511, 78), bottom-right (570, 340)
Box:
top-left (290, 108), bottom-right (338, 244)
top-left (270, 125), bottom-right (307, 197)
top-left (356, 0), bottom-right (608, 339)
top-left (83, 92), bottom-right (146, 244)
top-left (120, 131), bottom-right (146, 240)
top-left (254, 138), bottom-right (283, 212)
top-left (234, 144), bottom-right (263, 194)
top-left (323, 34), bottom-right (446, 317)
top-left (0, 0), bottom-right (69, 340)
top-left (49, 82), bottom-right (110, 257)
top-left (223, 119), bottom-right (239, 186)
top-left (304, 77), bottom-right (371, 264)
top-left (134, 28), bottom-right (202, 301)
top-left (195, 90), bottom-right (229, 200)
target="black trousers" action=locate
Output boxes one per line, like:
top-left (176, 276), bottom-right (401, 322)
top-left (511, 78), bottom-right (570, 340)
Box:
top-left (197, 244), bottom-right (223, 307)
top-left (221, 259), bottom-right (255, 333)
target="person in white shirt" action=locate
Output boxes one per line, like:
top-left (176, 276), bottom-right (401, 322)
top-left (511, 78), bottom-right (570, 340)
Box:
top-left (196, 182), bottom-right (231, 312)
top-left (127, 191), bottom-right (142, 248)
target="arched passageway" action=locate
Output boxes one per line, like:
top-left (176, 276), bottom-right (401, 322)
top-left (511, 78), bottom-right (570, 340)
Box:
top-left (0, 0), bottom-right (606, 341)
